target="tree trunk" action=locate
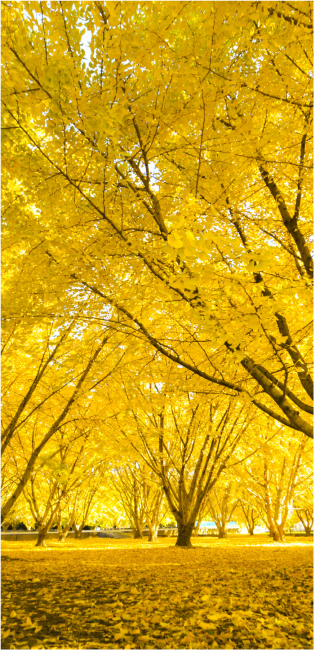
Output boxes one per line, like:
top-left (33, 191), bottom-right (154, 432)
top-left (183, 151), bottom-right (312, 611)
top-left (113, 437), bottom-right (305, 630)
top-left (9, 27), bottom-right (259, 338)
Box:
top-left (249, 528), bottom-right (254, 535)
top-left (58, 517), bottom-right (73, 542)
top-left (148, 528), bottom-right (158, 542)
top-left (296, 510), bottom-right (313, 536)
top-left (272, 529), bottom-right (285, 542)
top-left (73, 522), bottom-right (84, 539)
top-left (215, 519), bottom-right (227, 538)
top-left (143, 484), bottom-right (164, 543)
top-left (34, 508), bottom-right (57, 547)
top-left (175, 522), bottom-right (194, 548)
top-left (56, 507), bottom-right (63, 539)
top-left (192, 519), bottom-right (202, 537)
top-left (133, 528), bottom-right (143, 539)
top-left (35, 532), bottom-right (47, 547)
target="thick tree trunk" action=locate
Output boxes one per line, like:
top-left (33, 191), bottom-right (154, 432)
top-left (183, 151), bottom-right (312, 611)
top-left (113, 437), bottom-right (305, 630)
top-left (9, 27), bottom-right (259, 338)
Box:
top-left (218, 530), bottom-right (227, 538)
top-left (35, 532), bottom-right (47, 547)
top-left (272, 529), bottom-right (285, 542)
top-left (133, 528), bottom-right (143, 539)
top-left (175, 523), bottom-right (194, 548)
top-left (148, 528), bottom-right (158, 542)
top-left (249, 529), bottom-right (254, 535)
top-left (304, 527), bottom-right (312, 536)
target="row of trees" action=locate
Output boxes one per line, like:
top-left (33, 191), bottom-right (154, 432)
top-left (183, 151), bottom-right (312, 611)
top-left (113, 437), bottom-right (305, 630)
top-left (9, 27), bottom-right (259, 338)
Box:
top-left (3, 446), bottom-right (313, 545)
top-left (2, 1), bottom-right (312, 546)
top-left (3, 346), bottom-right (312, 546)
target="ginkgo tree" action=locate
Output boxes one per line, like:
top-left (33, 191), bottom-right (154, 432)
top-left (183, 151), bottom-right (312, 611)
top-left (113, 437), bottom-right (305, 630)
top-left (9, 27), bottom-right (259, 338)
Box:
top-left (2, 1), bottom-right (312, 445)
top-left (110, 461), bottom-right (165, 540)
top-left (293, 487), bottom-right (314, 535)
top-left (205, 480), bottom-right (240, 539)
top-left (1, 315), bottom-right (135, 520)
top-left (234, 431), bottom-right (312, 542)
top-left (107, 361), bottom-right (258, 547)
top-left (237, 490), bottom-right (260, 535)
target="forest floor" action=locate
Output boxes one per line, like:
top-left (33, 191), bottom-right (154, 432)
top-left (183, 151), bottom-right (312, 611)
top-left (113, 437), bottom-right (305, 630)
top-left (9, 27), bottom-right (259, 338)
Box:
top-left (1, 535), bottom-right (312, 650)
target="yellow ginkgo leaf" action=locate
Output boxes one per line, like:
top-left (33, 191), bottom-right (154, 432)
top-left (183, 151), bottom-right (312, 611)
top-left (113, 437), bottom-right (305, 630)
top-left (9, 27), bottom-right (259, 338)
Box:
top-left (168, 232), bottom-right (183, 248)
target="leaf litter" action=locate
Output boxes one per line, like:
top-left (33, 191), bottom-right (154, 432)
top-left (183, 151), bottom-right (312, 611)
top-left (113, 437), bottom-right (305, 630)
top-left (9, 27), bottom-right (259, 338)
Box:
top-left (1, 536), bottom-right (312, 649)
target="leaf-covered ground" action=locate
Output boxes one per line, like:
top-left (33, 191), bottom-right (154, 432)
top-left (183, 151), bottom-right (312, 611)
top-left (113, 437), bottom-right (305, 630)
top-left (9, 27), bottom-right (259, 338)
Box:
top-left (1, 535), bottom-right (312, 650)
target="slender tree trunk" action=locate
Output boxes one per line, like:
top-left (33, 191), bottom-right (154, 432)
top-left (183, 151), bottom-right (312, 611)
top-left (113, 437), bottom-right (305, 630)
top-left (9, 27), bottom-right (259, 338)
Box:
top-left (240, 502), bottom-right (257, 535)
top-left (296, 509), bottom-right (313, 536)
top-left (56, 508), bottom-right (63, 539)
top-left (175, 522), bottom-right (195, 548)
top-left (275, 523), bottom-right (286, 542)
top-left (143, 484), bottom-right (164, 542)
top-left (148, 526), bottom-right (158, 542)
top-left (58, 516), bottom-right (74, 542)
top-left (72, 523), bottom-right (79, 538)
top-left (192, 519), bottom-right (202, 537)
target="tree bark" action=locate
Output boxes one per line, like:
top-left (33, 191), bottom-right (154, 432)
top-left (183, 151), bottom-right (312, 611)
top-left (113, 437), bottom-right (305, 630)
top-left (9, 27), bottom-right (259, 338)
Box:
top-left (295, 508), bottom-right (313, 535)
top-left (192, 519), bottom-right (202, 537)
top-left (35, 531), bottom-right (47, 547)
top-left (133, 528), bottom-right (143, 539)
top-left (58, 516), bottom-right (74, 542)
top-left (148, 528), bottom-right (158, 542)
top-left (175, 522), bottom-right (194, 548)
top-left (143, 482), bottom-right (164, 543)
top-left (240, 501), bottom-right (258, 536)
top-left (272, 529), bottom-right (285, 542)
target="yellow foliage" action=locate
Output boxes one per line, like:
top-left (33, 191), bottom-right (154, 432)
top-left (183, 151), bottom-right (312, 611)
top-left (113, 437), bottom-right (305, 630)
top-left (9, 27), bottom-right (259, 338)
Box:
top-left (1, 536), bottom-right (313, 649)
